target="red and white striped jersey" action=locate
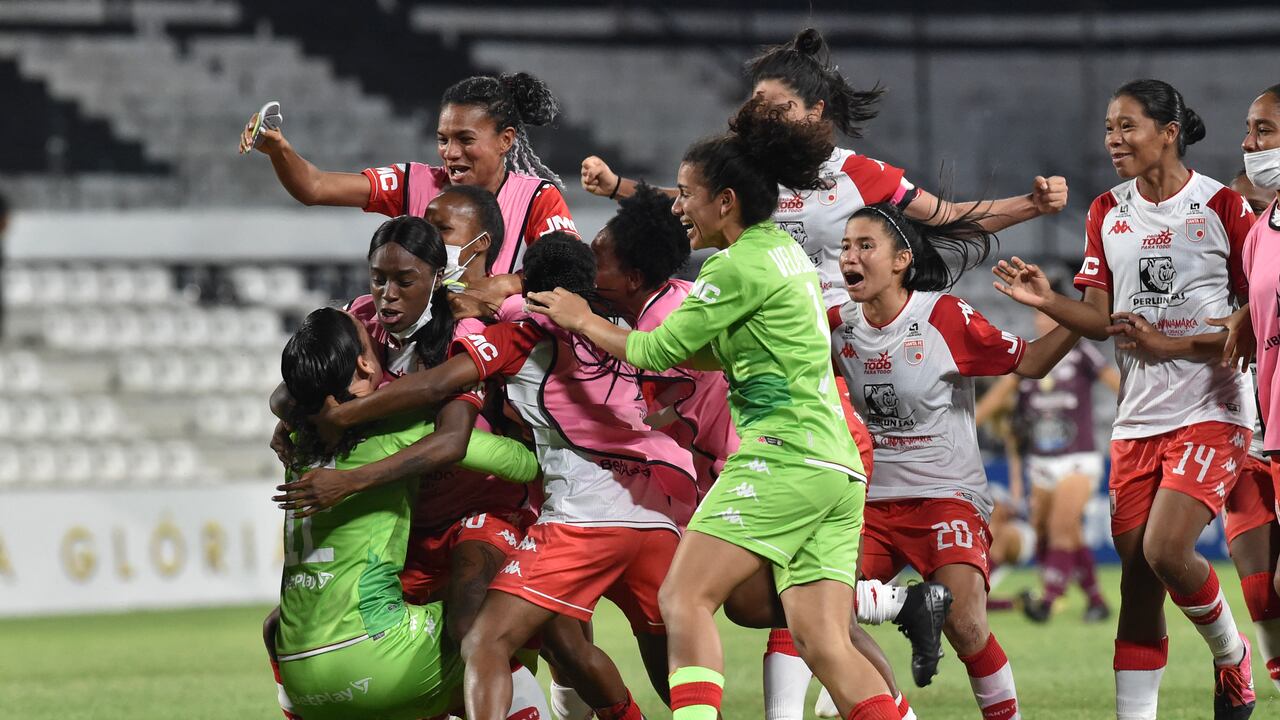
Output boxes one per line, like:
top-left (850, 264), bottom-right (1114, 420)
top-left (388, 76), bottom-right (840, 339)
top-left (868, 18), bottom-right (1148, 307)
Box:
top-left (829, 292), bottom-right (1026, 517)
top-left (1074, 171), bottom-right (1256, 440)
top-left (774, 148), bottom-right (916, 306)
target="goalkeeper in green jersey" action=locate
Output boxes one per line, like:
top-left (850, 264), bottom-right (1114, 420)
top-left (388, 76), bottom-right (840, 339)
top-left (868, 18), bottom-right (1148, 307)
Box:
top-left (527, 100), bottom-right (899, 720)
top-left (271, 307), bottom-right (545, 720)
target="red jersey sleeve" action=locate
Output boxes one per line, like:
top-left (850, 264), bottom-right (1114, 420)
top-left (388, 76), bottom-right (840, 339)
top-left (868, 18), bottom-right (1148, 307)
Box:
top-left (1074, 192), bottom-right (1117, 293)
top-left (522, 183), bottom-right (578, 245)
top-left (841, 153), bottom-right (913, 206)
top-left (929, 295), bottom-right (1026, 377)
top-left (447, 321), bottom-right (542, 409)
top-left (1207, 186), bottom-right (1258, 299)
top-left (361, 163), bottom-right (407, 217)
top-left (827, 305), bottom-right (844, 332)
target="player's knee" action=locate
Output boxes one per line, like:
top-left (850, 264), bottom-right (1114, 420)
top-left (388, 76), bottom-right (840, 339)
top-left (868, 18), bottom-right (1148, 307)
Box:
top-left (942, 606), bottom-right (987, 656)
top-left (1141, 532), bottom-right (1193, 587)
top-left (658, 579), bottom-right (703, 628)
top-left (788, 623), bottom-right (846, 671)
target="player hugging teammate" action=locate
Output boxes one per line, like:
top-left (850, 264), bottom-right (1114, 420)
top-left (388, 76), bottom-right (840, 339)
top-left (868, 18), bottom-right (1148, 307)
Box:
top-left (250, 27), bottom-right (1280, 720)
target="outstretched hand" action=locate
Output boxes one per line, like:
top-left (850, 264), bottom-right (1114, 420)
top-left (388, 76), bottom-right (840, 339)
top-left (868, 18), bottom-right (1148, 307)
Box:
top-left (525, 288), bottom-right (591, 333)
top-left (1206, 306), bottom-right (1254, 372)
top-left (992, 256), bottom-right (1054, 308)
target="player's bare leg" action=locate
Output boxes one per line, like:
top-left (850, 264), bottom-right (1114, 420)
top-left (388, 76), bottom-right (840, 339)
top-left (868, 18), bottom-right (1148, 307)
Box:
top-left (779, 579), bottom-right (892, 717)
top-left (540, 614), bottom-right (652, 716)
top-left (461, 591), bottom-right (558, 720)
top-left (932, 563), bottom-right (1020, 718)
top-left (1024, 473), bottom-right (1099, 622)
top-left (446, 540), bottom-right (508, 642)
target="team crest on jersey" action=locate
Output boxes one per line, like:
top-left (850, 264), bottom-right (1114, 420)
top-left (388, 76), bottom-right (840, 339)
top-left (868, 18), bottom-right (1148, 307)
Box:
top-left (904, 339), bottom-right (924, 365)
top-left (1132, 256), bottom-right (1187, 308)
top-left (1186, 216), bottom-right (1206, 242)
top-left (863, 383), bottom-right (916, 430)
top-left (818, 173), bottom-right (838, 206)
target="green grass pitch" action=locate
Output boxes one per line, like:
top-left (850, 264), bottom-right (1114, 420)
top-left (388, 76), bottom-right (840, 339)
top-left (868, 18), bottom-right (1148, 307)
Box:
top-left (3, 565), bottom-right (1277, 718)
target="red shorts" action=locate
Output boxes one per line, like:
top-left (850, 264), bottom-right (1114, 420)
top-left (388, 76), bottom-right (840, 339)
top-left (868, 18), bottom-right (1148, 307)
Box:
top-left (1109, 421), bottom-right (1251, 536)
top-left (399, 508), bottom-right (535, 604)
top-left (488, 523), bottom-right (677, 634)
top-left (836, 376), bottom-right (875, 479)
top-left (1224, 455), bottom-right (1277, 544)
top-left (860, 499), bottom-right (992, 588)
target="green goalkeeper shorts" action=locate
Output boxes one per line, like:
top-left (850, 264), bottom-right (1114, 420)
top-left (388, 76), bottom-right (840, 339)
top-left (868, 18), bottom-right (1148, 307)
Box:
top-left (278, 602), bottom-right (463, 720)
top-left (688, 444), bottom-right (866, 593)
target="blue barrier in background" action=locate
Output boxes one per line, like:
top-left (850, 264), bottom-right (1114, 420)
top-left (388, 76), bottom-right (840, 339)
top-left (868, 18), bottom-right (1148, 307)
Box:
top-left (983, 459), bottom-right (1231, 563)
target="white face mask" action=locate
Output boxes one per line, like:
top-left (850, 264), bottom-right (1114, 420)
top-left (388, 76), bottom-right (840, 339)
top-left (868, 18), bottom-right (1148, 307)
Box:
top-left (389, 275), bottom-right (439, 342)
top-left (443, 231), bottom-right (488, 284)
top-left (1244, 146), bottom-right (1280, 191)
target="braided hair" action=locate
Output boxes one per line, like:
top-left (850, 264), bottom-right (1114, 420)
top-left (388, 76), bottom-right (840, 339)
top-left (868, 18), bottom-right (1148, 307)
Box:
top-left (442, 72), bottom-right (564, 189)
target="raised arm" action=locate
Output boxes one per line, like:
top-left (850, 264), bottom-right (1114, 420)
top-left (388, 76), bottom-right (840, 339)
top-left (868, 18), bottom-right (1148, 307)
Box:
top-left (241, 121), bottom-right (369, 207)
top-left (581, 155), bottom-right (676, 202)
top-left (1014, 324), bottom-right (1080, 379)
top-left (321, 352), bottom-right (484, 432)
top-left (905, 176), bottom-right (1068, 231)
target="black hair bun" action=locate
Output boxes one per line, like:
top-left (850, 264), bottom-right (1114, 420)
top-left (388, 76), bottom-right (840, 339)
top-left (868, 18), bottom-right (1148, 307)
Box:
top-left (792, 27), bottom-right (826, 58)
top-left (1181, 106), bottom-right (1206, 146)
top-left (500, 72), bottom-right (559, 127)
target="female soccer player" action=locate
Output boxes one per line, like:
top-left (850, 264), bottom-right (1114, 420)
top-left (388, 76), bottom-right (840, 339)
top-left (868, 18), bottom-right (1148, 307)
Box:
top-left (273, 307), bottom-right (545, 720)
top-left (830, 200), bottom-right (1081, 720)
top-left (530, 101), bottom-right (901, 720)
top-left (975, 301), bottom-right (1119, 624)
top-left (297, 233), bottom-right (694, 720)
top-left (580, 27), bottom-right (1067, 307)
top-left (993, 79), bottom-right (1258, 720)
top-left (240, 72), bottom-right (576, 274)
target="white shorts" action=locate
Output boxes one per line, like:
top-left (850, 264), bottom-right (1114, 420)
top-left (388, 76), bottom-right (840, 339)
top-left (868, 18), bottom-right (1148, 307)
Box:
top-left (1025, 452), bottom-right (1104, 493)
top-left (1011, 520), bottom-right (1038, 566)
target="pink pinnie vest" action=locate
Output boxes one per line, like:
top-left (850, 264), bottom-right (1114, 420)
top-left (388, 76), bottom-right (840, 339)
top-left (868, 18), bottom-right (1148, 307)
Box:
top-left (636, 280), bottom-right (739, 493)
top-left (405, 165), bottom-right (545, 274)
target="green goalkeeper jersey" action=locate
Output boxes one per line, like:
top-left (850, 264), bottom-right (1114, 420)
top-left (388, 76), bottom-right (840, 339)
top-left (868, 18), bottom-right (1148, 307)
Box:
top-left (276, 417), bottom-right (538, 657)
top-left (626, 221), bottom-right (862, 477)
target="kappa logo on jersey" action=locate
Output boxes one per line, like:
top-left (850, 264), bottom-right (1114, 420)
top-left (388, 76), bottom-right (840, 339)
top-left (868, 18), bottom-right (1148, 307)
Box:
top-left (498, 529), bottom-right (520, 548)
top-left (839, 343), bottom-right (858, 359)
top-left (1132, 256), bottom-right (1186, 308)
top-left (517, 535), bottom-right (538, 552)
top-left (1186, 216), bottom-right (1206, 242)
top-left (745, 459), bottom-right (770, 474)
top-left (1232, 432), bottom-right (1246, 449)
top-left (863, 383), bottom-right (915, 430)
top-left (1222, 458), bottom-right (1239, 475)
top-left (1140, 228), bottom-right (1174, 249)
top-left (864, 351), bottom-right (893, 374)
top-left (776, 193), bottom-right (805, 213)
top-left (956, 299), bottom-right (976, 325)
top-left (1109, 220), bottom-right (1133, 235)
top-left (904, 339), bottom-right (924, 365)
top-left (717, 507), bottom-right (745, 526)
top-left (729, 481), bottom-right (759, 498)
top-left (501, 560), bottom-right (522, 577)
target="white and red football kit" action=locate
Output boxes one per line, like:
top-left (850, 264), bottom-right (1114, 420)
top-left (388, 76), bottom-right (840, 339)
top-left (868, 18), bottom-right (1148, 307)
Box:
top-left (451, 319), bottom-right (695, 632)
top-left (774, 148), bottom-right (918, 306)
top-left (829, 292), bottom-right (1026, 583)
top-left (1074, 172), bottom-right (1256, 534)
top-left (362, 163), bottom-right (577, 274)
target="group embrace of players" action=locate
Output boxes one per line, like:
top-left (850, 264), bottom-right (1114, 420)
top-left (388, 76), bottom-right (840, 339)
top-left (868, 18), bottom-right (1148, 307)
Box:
top-left (241, 25), bottom-right (1280, 720)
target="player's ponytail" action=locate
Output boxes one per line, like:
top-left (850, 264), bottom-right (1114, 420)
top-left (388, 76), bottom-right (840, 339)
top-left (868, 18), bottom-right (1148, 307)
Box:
top-left (852, 201), bottom-right (997, 292)
top-left (367, 216), bottom-right (456, 370)
top-left (441, 73), bottom-right (564, 189)
top-left (682, 98), bottom-right (832, 227)
top-left (1113, 79), bottom-right (1204, 157)
top-left (745, 27), bottom-right (883, 139)
top-left (280, 307), bottom-right (366, 470)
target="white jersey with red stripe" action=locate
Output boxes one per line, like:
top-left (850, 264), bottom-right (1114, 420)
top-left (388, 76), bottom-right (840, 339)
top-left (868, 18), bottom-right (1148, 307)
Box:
top-left (773, 147), bottom-right (916, 306)
top-left (829, 292), bottom-right (1027, 517)
top-left (1073, 171), bottom-right (1256, 440)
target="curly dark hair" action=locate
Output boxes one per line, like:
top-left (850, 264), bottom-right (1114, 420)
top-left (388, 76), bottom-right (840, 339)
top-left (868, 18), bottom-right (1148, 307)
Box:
top-left (851, 201), bottom-right (997, 292)
top-left (745, 27), bottom-right (883, 139)
top-left (441, 72), bottom-right (563, 188)
top-left (683, 98), bottom-right (833, 227)
top-left (604, 183), bottom-right (690, 289)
